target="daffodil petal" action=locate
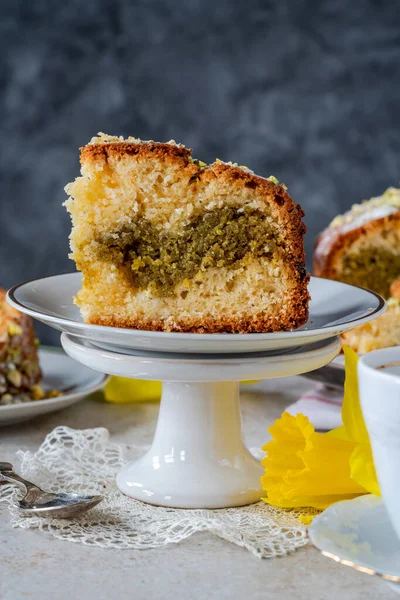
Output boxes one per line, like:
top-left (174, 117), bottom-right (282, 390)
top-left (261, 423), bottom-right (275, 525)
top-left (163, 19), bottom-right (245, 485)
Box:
top-left (340, 346), bottom-right (370, 443)
top-left (349, 443), bottom-right (380, 496)
top-left (326, 425), bottom-right (352, 441)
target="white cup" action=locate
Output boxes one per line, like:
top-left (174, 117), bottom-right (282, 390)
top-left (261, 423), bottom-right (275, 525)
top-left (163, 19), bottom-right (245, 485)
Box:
top-left (358, 347), bottom-right (400, 540)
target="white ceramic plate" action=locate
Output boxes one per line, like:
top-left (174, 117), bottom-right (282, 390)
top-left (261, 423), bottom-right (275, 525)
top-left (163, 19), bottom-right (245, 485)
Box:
top-left (7, 273), bottom-right (385, 354)
top-left (0, 347), bottom-right (107, 426)
top-left (309, 495), bottom-right (400, 589)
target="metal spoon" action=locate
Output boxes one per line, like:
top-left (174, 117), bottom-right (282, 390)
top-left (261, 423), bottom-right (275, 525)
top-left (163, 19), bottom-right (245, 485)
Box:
top-left (0, 462), bottom-right (103, 518)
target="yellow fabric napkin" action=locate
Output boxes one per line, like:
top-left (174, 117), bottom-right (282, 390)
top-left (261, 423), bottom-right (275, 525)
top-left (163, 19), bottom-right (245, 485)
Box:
top-left (104, 378), bottom-right (258, 404)
top-left (105, 378), bottom-right (162, 404)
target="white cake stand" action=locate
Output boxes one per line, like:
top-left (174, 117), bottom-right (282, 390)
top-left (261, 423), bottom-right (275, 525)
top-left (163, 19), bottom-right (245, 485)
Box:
top-left (7, 273), bottom-right (384, 508)
top-left (61, 334), bottom-right (341, 509)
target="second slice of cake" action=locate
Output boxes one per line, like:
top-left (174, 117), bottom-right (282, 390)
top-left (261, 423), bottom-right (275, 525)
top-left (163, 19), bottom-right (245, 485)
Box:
top-left (65, 134), bottom-right (309, 333)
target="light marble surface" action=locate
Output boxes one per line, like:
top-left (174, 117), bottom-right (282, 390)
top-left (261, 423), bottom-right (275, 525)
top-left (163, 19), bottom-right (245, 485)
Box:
top-left (0, 376), bottom-right (392, 600)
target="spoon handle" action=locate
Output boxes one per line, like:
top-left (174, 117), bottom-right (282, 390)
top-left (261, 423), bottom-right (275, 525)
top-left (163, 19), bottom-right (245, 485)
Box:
top-left (0, 462), bottom-right (13, 472)
top-left (0, 470), bottom-right (45, 493)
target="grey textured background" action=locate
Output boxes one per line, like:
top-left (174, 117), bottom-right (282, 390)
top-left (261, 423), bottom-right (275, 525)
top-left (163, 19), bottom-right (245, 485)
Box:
top-left (1, 0), bottom-right (399, 343)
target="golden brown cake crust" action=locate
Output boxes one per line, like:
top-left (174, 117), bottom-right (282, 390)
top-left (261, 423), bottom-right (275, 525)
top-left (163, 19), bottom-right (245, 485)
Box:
top-left (81, 140), bottom-right (192, 169)
top-left (81, 139), bottom-right (305, 222)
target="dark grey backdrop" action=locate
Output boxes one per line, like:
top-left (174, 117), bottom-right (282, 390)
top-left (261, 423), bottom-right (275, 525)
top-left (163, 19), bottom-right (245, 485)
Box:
top-left (1, 0), bottom-right (400, 344)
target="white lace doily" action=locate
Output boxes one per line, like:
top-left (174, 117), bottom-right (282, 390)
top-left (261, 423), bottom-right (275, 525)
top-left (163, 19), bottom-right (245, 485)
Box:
top-left (0, 426), bottom-right (311, 558)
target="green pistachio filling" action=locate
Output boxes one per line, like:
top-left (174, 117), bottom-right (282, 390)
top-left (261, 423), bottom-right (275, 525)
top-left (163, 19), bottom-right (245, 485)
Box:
top-left (339, 248), bottom-right (400, 299)
top-left (97, 206), bottom-right (281, 295)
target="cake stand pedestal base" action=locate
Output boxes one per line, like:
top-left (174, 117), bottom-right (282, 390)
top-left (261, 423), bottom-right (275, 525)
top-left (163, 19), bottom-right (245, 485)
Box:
top-left (116, 381), bottom-right (263, 508)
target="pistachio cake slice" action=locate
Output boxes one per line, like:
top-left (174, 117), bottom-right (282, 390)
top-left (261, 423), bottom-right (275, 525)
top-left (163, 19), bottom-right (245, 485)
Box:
top-left (314, 187), bottom-right (400, 299)
top-left (0, 289), bottom-right (42, 404)
top-left (65, 133), bottom-right (309, 333)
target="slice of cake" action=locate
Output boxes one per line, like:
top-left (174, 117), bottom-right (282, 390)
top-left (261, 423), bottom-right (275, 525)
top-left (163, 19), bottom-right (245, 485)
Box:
top-left (0, 289), bottom-right (42, 404)
top-left (341, 277), bottom-right (400, 353)
top-left (65, 133), bottom-right (309, 333)
top-left (314, 187), bottom-right (400, 299)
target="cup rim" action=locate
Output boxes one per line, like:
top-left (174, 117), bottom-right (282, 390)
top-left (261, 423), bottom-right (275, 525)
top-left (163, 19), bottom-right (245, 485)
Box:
top-left (358, 347), bottom-right (400, 384)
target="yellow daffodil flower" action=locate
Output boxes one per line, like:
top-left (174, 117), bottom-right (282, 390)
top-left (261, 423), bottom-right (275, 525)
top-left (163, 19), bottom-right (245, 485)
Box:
top-left (261, 412), bottom-right (366, 509)
top-left (261, 346), bottom-right (379, 511)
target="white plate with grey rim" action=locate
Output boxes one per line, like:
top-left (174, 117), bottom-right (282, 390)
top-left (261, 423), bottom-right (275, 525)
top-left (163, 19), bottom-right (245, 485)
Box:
top-left (7, 272), bottom-right (386, 354)
top-left (0, 347), bottom-right (107, 426)
top-left (309, 495), bottom-right (400, 594)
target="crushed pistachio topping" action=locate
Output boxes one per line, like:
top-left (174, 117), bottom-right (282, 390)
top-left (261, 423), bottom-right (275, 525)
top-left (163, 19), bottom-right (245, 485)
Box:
top-left (31, 384), bottom-right (45, 400)
top-left (89, 132), bottom-right (142, 145)
top-left (330, 187), bottom-right (400, 228)
top-left (214, 158), bottom-right (241, 167)
top-left (88, 133), bottom-right (184, 148)
top-left (7, 369), bottom-right (22, 388)
top-left (267, 176), bottom-right (279, 185)
top-left (47, 389), bottom-right (62, 398)
top-left (7, 321), bottom-right (22, 336)
top-left (188, 157), bottom-right (207, 168)
top-left (214, 158), bottom-right (249, 171)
